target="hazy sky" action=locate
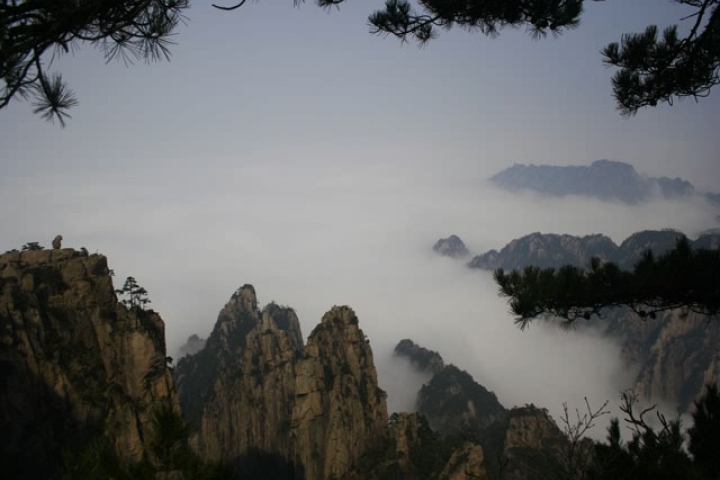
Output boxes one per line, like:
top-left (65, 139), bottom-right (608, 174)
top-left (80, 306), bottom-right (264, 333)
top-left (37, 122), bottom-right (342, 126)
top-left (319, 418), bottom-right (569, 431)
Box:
top-left (1, 1), bottom-right (719, 426)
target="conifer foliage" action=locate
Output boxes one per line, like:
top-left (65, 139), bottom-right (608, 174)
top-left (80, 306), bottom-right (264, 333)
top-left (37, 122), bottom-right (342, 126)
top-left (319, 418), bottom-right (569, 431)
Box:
top-left (0, 0), bottom-right (189, 125)
top-left (494, 237), bottom-right (720, 328)
top-left (116, 276), bottom-right (152, 310)
top-left (217, 0), bottom-right (719, 115)
top-left (359, 0), bottom-right (720, 114)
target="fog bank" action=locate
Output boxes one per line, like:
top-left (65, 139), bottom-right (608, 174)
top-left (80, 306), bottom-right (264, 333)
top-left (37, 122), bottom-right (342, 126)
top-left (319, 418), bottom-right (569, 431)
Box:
top-left (1, 160), bottom-right (716, 433)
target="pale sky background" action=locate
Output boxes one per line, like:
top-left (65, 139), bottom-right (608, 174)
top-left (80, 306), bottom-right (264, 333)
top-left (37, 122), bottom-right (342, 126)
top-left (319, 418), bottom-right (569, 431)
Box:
top-left (1, 0), bottom-right (719, 425)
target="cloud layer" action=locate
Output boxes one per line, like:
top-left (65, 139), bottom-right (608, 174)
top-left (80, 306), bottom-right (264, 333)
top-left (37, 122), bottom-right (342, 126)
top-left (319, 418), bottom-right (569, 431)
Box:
top-left (1, 160), bottom-right (716, 433)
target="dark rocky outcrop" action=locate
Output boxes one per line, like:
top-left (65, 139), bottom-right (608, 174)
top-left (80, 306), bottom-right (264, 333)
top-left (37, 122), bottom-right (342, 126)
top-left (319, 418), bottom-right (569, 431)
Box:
top-left (489, 159), bottom-right (717, 204)
top-left (357, 412), bottom-right (488, 480)
top-left (394, 339), bottom-right (572, 480)
top-left (177, 334), bottom-right (206, 358)
top-left (417, 365), bottom-right (507, 438)
top-left (434, 235), bottom-right (470, 259)
top-left (394, 338), bottom-right (445, 375)
top-left (0, 248), bottom-right (176, 479)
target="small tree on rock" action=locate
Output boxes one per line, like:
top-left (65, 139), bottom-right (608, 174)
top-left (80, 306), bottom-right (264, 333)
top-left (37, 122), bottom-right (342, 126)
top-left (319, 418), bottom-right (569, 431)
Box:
top-left (21, 242), bottom-right (44, 251)
top-left (116, 276), bottom-right (151, 310)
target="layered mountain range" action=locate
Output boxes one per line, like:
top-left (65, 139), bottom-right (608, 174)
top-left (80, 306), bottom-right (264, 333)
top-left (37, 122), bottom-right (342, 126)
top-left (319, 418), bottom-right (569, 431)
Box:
top-left (449, 229), bottom-right (720, 412)
top-left (2, 244), bottom-right (508, 480)
top-left (6, 234), bottom-right (717, 479)
top-left (489, 159), bottom-right (718, 204)
top-left (175, 285), bottom-right (388, 480)
top-left (467, 229), bottom-right (720, 270)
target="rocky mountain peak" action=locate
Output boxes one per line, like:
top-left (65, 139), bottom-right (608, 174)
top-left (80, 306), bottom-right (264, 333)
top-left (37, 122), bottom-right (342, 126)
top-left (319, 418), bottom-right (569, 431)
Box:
top-left (468, 232), bottom-right (617, 270)
top-left (418, 364), bottom-right (507, 436)
top-left (317, 304), bottom-right (359, 327)
top-left (217, 285), bottom-right (260, 337)
top-left (394, 338), bottom-right (446, 374)
top-left (176, 294), bottom-right (388, 480)
top-left (293, 304), bottom-right (387, 480)
top-left (229, 283), bottom-right (258, 311)
top-left (433, 235), bottom-right (471, 258)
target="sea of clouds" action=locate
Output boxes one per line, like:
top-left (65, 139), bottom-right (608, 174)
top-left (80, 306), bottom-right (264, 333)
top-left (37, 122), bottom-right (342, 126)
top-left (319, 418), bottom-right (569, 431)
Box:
top-left (1, 159), bottom-right (716, 437)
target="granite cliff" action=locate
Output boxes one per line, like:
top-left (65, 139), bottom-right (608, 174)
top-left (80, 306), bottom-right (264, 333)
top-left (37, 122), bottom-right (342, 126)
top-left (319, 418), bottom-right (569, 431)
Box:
top-left (175, 286), bottom-right (388, 480)
top-left (1, 240), bottom-right (593, 479)
top-left (175, 288), bottom-right (497, 480)
top-left (0, 247), bottom-right (176, 478)
top-left (0, 242), bottom-right (495, 479)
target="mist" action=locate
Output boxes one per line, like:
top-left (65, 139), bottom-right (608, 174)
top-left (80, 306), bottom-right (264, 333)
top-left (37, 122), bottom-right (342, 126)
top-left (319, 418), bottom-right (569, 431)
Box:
top-left (1, 158), bottom-right (717, 434)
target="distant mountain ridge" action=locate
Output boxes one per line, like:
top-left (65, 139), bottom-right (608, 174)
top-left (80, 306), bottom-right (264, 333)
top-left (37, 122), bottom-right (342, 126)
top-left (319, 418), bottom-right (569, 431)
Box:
top-left (489, 159), bottom-right (716, 204)
top-left (463, 229), bottom-right (720, 413)
top-left (467, 229), bottom-right (720, 271)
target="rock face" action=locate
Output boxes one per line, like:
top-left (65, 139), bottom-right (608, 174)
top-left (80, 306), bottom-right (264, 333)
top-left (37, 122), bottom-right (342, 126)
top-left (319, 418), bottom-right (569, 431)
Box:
top-left (190, 288), bottom-right (304, 463)
top-left (489, 159), bottom-right (713, 203)
top-left (502, 405), bottom-right (568, 480)
top-left (434, 235), bottom-right (471, 259)
top-left (175, 286), bottom-right (388, 480)
top-left (438, 443), bottom-right (487, 480)
top-left (606, 309), bottom-right (720, 412)
top-left (292, 306), bottom-right (388, 480)
top-left (356, 411), bottom-right (490, 480)
top-left (0, 248), bottom-right (176, 479)
top-left (386, 412), bottom-right (423, 471)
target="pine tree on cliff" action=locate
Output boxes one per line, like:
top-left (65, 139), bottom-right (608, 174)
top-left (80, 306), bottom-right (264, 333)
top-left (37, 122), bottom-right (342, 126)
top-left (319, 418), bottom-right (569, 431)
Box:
top-left (116, 276), bottom-right (152, 310)
top-left (3, 1), bottom-right (718, 122)
top-left (215, 0), bottom-right (720, 116)
top-left (495, 237), bottom-right (720, 328)
top-left (1, 0), bottom-right (190, 125)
